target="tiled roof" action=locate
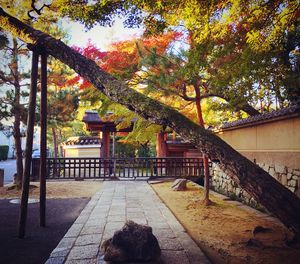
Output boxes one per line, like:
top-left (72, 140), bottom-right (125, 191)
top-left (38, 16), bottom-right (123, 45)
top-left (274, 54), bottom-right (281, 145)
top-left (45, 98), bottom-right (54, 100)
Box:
top-left (82, 111), bottom-right (101, 123)
top-left (83, 110), bottom-right (138, 125)
top-left (62, 137), bottom-right (102, 146)
top-left (221, 104), bottom-right (300, 130)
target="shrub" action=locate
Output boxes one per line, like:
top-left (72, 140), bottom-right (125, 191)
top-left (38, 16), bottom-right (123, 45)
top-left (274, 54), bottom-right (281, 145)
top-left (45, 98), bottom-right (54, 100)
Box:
top-left (0, 145), bottom-right (9, 161)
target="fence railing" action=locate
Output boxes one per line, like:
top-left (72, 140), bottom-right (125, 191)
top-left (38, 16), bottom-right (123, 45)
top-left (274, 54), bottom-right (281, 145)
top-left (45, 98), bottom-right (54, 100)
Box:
top-left (32, 157), bottom-right (209, 180)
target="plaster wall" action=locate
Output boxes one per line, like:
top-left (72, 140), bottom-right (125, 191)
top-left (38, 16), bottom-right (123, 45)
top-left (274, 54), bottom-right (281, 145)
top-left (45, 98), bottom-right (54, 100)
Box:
top-left (64, 146), bottom-right (101, 158)
top-left (216, 117), bottom-right (300, 170)
top-left (211, 116), bottom-right (300, 207)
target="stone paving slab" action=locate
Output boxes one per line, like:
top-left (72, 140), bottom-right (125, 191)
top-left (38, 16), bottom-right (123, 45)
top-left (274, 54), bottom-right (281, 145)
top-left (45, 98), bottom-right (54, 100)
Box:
top-left (45, 181), bottom-right (210, 264)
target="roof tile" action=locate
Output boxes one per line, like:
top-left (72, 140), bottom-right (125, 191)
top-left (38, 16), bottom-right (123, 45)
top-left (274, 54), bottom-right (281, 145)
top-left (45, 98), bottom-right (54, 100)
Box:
top-left (221, 104), bottom-right (300, 129)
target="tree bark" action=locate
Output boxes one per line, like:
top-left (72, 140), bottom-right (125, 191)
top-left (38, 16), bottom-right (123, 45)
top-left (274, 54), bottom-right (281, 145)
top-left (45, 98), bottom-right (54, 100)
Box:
top-left (18, 49), bottom-right (39, 238)
top-left (11, 37), bottom-right (23, 189)
top-left (194, 84), bottom-right (212, 205)
top-left (39, 52), bottom-right (47, 227)
top-left (1, 8), bottom-right (300, 238)
top-left (189, 88), bottom-right (260, 116)
top-left (235, 102), bottom-right (260, 116)
top-left (13, 117), bottom-right (23, 188)
top-left (207, 94), bottom-right (260, 116)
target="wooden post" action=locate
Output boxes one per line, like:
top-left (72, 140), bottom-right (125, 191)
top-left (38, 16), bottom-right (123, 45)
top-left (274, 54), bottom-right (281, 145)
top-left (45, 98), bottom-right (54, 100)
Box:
top-left (112, 132), bottom-right (116, 175)
top-left (0, 168), bottom-right (4, 187)
top-left (112, 132), bottom-right (116, 158)
top-left (156, 132), bottom-right (168, 176)
top-left (101, 131), bottom-right (110, 158)
top-left (101, 131), bottom-right (110, 176)
top-left (18, 49), bottom-right (39, 238)
top-left (203, 155), bottom-right (210, 202)
top-left (40, 52), bottom-right (47, 227)
top-left (156, 132), bottom-right (167, 157)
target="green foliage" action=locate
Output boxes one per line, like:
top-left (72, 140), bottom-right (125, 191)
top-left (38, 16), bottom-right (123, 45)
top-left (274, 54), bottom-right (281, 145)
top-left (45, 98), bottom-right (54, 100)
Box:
top-left (115, 140), bottom-right (135, 158)
top-left (137, 143), bottom-right (155, 157)
top-left (0, 145), bottom-right (9, 160)
top-left (0, 36), bottom-right (30, 128)
top-left (60, 0), bottom-right (142, 29)
top-left (47, 89), bottom-right (79, 124)
top-left (62, 0), bottom-right (299, 109)
top-left (202, 98), bottom-right (247, 127)
top-left (114, 139), bottom-right (155, 158)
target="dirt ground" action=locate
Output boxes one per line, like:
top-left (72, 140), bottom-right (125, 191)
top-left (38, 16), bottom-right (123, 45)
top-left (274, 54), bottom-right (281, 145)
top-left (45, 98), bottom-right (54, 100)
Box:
top-left (0, 180), bottom-right (102, 199)
top-left (151, 181), bottom-right (300, 264)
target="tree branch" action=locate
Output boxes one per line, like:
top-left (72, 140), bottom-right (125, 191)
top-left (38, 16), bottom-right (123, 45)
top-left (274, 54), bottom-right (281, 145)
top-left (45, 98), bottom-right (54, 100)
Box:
top-left (0, 70), bottom-right (15, 85)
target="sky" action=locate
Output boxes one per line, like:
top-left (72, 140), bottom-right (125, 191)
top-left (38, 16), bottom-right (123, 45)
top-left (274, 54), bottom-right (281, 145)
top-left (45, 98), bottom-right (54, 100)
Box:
top-left (62, 18), bottom-right (143, 50)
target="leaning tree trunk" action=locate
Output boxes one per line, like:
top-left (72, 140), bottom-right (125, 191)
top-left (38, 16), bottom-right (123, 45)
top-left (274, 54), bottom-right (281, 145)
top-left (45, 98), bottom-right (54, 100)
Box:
top-left (1, 8), bottom-right (300, 238)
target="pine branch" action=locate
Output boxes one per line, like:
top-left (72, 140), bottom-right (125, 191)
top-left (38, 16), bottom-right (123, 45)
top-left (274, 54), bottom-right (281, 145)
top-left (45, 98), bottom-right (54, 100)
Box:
top-left (0, 70), bottom-right (15, 85)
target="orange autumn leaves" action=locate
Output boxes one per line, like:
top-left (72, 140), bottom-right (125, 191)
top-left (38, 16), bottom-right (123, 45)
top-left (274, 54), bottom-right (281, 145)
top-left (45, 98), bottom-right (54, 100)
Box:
top-left (66, 31), bottom-right (182, 90)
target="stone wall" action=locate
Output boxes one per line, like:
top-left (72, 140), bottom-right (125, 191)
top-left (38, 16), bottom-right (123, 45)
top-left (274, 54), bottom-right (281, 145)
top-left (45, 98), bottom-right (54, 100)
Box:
top-left (257, 162), bottom-right (300, 193)
top-left (210, 163), bottom-right (300, 209)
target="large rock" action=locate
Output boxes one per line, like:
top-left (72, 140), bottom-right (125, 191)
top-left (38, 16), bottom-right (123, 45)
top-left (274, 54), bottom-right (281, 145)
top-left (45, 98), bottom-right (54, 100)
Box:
top-left (101, 221), bottom-right (161, 262)
top-left (171, 179), bottom-right (187, 191)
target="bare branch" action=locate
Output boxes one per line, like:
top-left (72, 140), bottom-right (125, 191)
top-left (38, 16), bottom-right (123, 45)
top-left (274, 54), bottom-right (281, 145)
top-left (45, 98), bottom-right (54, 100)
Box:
top-left (27, 0), bottom-right (51, 20)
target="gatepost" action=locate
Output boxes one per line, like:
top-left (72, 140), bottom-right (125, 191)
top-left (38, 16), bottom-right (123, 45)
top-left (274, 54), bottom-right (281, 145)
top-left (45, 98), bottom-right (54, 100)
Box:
top-left (0, 168), bottom-right (4, 187)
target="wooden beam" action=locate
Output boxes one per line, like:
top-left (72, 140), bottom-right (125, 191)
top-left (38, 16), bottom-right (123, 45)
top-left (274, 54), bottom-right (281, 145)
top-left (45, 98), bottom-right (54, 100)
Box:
top-left (39, 52), bottom-right (47, 227)
top-left (18, 49), bottom-right (39, 238)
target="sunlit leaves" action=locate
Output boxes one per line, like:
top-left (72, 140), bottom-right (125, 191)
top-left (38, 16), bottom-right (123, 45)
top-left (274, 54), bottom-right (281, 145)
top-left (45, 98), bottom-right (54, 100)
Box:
top-left (60, 0), bottom-right (142, 29)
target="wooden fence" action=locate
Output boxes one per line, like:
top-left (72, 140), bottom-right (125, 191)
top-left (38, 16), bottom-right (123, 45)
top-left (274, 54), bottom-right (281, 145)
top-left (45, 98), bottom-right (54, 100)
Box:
top-left (32, 157), bottom-right (209, 180)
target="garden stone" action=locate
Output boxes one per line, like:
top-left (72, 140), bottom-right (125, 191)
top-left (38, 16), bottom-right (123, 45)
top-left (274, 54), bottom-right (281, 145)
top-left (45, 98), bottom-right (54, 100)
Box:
top-left (171, 179), bottom-right (187, 191)
top-left (101, 220), bottom-right (161, 262)
top-left (294, 170), bottom-right (300, 176)
top-left (289, 180), bottom-right (297, 187)
top-left (275, 164), bottom-right (287, 174)
top-left (281, 175), bottom-right (287, 186)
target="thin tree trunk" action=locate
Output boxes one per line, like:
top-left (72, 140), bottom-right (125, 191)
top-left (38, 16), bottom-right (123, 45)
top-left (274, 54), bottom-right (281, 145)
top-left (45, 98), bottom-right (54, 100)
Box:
top-left (52, 127), bottom-right (57, 159)
top-left (13, 121), bottom-right (23, 187)
top-left (11, 37), bottom-right (23, 189)
top-left (194, 83), bottom-right (212, 205)
top-left (18, 49), bottom-right (39, 238)
top-left (39, 52), bottom-right (47, 227)
top-left (58, 129), bottom-right (63, 157)
top-left (13, 120), bottom-right (23, 188)
top-left (1, 9), bottom-right (300, 238)
top-left (51, 127), bottom-right (59, 176)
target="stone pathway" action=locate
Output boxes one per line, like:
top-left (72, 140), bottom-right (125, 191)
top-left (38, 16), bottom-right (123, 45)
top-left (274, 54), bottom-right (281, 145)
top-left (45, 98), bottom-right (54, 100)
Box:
top-left (45, 181), bottom-right (210, 264)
